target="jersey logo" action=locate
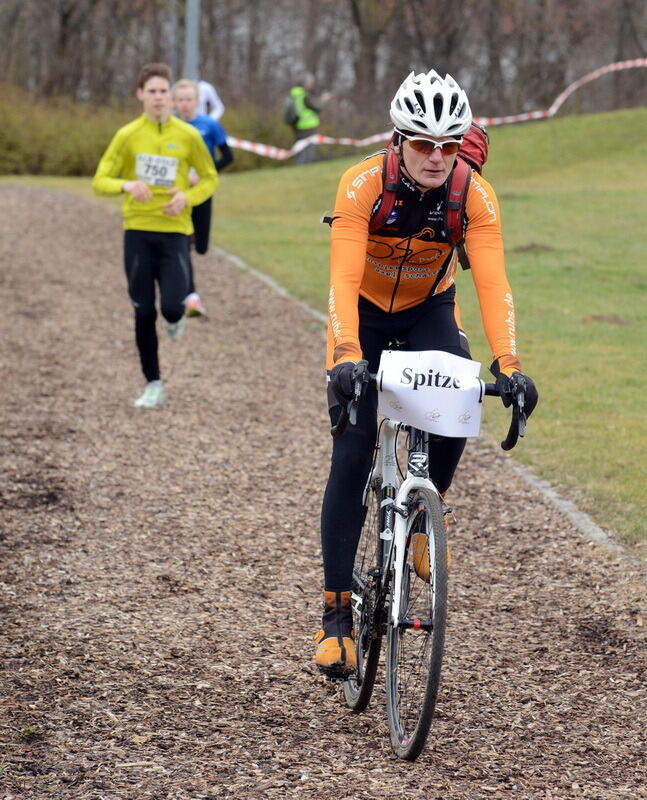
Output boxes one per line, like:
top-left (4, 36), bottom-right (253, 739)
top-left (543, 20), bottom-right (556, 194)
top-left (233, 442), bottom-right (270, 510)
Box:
top-left (470, 173), bottom-right (497, 222)
top-left (367, 228), bottom-right (445, 269)
top-left (346, 164), bottom-right (381, 204)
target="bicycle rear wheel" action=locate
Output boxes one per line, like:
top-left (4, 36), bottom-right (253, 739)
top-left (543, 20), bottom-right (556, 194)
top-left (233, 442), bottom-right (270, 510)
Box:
top-left (385, 486), bottom-right (447, 760)
top-left (343, 476), bottom-right (384, 711)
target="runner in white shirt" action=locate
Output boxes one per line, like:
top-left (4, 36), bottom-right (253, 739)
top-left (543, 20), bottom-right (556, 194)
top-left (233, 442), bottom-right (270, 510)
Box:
top-left (197, 79), bottom-right (225, 120)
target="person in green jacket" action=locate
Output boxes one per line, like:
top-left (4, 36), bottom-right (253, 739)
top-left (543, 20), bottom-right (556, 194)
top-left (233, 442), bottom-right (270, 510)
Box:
top-left (92, 62), bottom-right (218, 409)
top-left (285, 73), bottom-right (331, 166)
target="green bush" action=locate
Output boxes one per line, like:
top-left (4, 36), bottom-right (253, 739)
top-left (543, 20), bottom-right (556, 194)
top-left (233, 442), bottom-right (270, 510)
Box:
top-left (0, 83), bottom-right (361, 176)
top-left (0, 84), bottom-right (341, 176)
top-left (0, 85), bottom-right (133, 176)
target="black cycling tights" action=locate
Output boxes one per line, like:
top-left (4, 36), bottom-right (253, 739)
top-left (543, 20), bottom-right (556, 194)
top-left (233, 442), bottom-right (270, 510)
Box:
top-left (124, 230), bottom-right (190, 382)
top-left (320, 288), bottom-right (469, 592)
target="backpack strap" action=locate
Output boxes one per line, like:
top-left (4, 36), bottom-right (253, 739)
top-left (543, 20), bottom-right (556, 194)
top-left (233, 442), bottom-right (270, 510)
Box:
top-left (369, 135), bottom-right (400, 233)
top-left (444, 156), bottom-right (472, 270)
top-left (323, 137), bottom-right (400, 230)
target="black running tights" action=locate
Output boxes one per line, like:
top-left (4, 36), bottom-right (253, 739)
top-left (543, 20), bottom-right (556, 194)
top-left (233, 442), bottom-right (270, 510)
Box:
top-left (123, 230), bottom-right (190, 381)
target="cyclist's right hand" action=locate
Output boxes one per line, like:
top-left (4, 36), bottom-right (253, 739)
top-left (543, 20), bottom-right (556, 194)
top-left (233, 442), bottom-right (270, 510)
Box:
top-left (330, 361), bottom-right (357, 404)
top-left (329, 360), bottom-right (370, 437)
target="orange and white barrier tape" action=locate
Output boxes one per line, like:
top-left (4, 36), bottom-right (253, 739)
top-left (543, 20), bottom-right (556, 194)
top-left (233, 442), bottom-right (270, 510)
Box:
top-left (225, 131), bottom-right (390, 161)
top-left (476, 58), bottom-right (647, 126)
top-left (227, 59), bottom-right (647, 160)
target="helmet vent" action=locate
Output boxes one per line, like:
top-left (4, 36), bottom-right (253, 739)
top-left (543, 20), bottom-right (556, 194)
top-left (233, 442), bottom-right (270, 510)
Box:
top-left (433, 93), bottom-right (444, 122)
top-left (413, 90), bottom-right (427, 114)
top-left (448, 93), bottom-right (459, 116)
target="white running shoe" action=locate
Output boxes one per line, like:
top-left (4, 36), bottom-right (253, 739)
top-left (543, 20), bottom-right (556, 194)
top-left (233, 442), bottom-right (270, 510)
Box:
top-left (164, 316), bottom-right (186, 341)
top-left (185, 292), bottom-right (207, 317)
top-left (134, 380), bottom-right (164, 408)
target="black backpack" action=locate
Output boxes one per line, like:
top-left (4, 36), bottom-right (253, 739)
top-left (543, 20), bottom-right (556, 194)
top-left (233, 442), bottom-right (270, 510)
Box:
top-left (283, 96), bottom-right (299, 126)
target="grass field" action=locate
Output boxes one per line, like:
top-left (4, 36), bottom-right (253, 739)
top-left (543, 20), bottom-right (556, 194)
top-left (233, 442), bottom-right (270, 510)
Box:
top-left (4, 109), bottom-right (645, 547)
top-left (209, 109), bottom-right (647, 547)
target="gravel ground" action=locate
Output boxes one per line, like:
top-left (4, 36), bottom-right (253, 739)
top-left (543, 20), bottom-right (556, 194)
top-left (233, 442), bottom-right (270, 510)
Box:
top-left (1, 185), bottom-right (645, 800)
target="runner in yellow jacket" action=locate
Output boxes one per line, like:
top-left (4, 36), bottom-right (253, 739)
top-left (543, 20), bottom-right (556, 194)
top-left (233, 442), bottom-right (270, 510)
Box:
top-left (92, 62), bottom-right (218, 408)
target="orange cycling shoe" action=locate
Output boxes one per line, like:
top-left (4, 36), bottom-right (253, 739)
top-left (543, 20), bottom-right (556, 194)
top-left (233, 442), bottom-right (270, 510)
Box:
top-left (411, 505), bottom-right (455, 582)
top-left (313, 590), bottom-right (356, 678)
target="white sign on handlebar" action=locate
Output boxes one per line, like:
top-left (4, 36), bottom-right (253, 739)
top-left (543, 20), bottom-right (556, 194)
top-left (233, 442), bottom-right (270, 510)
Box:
top-left (377, 350), bottom-right (485, 437)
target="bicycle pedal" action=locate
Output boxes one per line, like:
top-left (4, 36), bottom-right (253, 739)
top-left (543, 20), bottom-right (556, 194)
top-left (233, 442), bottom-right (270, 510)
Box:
top-left (317, 664), bottom-right (355, 681)
top-left (442, 505), bottom-right (456, 529)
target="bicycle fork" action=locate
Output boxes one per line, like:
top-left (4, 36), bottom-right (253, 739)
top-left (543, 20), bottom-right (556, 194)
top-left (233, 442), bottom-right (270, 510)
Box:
top-left (389, 474), bottom-right (439, 627)
top-left (370, 422), bottom-right (441, 628)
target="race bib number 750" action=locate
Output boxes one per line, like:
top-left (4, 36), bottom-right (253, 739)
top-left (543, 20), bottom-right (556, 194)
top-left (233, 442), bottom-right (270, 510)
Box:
top-left (135, 153), bottom-right (178, 187)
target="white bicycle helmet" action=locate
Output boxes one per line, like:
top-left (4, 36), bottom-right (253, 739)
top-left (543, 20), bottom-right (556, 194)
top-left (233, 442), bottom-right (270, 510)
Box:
top-left (390, 69), bottom-right (472, 138)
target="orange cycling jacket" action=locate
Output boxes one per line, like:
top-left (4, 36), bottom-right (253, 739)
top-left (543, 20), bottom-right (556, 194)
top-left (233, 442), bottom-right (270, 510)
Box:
top-left (326, 152), bottom-right (522, 377)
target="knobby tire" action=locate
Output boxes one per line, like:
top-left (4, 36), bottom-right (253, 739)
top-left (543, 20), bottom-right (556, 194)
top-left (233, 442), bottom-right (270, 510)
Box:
top-left (385, 486), bottom-right (448, 760)
top-left (343, 478), bottom-right (384, 711)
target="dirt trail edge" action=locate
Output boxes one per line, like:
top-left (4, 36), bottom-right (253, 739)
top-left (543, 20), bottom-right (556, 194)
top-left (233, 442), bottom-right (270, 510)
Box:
top-left (1, 185), bottom-right (645, 800)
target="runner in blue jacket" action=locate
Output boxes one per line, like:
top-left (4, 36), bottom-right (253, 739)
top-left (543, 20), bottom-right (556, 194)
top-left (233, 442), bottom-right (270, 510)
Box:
top-left (173, 79), bottom-right (234, 317)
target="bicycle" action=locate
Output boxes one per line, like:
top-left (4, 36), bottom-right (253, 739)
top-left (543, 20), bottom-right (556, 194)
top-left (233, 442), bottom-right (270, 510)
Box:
top-left (330, 356), bottom-right (526, 761)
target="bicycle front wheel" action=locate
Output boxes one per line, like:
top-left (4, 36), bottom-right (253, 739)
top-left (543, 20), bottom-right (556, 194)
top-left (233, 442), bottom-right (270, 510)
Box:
top-left (385, 486), bottom-right (448, 760)
top-left (343, 477), bottom-right (384, 711)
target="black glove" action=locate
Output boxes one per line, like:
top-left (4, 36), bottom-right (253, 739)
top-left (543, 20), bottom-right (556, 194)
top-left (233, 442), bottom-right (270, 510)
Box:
top-left (494, 371), bottom-right (539, 417)
top-left (329, 361), bottom-right (357, 404)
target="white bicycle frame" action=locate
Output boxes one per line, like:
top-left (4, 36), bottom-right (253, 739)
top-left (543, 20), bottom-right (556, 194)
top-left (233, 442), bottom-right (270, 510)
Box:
top-left (365, 419), bottom-right (440, 627)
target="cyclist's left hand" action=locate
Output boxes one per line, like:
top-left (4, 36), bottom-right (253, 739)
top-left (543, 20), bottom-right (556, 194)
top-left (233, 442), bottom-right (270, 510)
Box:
top-left (495, 371), bottom-right (538, 417)
top-left (163, 188), bottom-right (187, 216)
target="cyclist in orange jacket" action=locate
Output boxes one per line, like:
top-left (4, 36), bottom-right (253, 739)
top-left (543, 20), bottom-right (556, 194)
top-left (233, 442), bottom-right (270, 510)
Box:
top-left (314, 69), bottom-right (539, 677)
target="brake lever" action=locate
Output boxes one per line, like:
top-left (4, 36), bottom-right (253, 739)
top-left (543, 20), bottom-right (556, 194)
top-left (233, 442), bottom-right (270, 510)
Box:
top-left (348, 360), bottom-right (370, 425)
top-left (330, 403), bottom-right (349, 438)
top-left (500, 386), bottom-right (526, 450)
top-left (517, 388), bottom-right (527, 438)
top-left (331, 360), bottom-right (370, 436)
top-left (348, 378), bottom-right (362, 426)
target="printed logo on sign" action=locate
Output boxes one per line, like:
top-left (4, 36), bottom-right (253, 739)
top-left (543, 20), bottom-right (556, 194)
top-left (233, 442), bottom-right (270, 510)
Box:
top-left (136, 153), bottom-right (178, 187)
top-left (458, 411), bottom-right (472, 424)
top-left (424, 409), bottom-right (441, 422)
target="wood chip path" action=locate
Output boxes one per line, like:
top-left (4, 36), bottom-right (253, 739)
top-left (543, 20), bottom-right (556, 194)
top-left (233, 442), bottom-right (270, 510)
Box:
top-left (1, 185), bottom-right (644, 800)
